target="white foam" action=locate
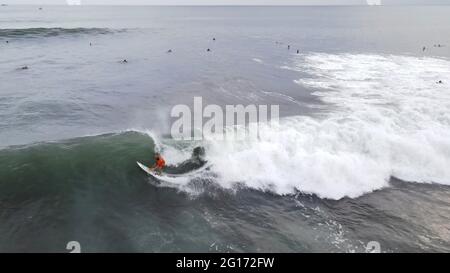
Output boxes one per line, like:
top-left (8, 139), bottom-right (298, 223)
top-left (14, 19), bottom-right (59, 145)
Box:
top-left (129, 128), bottom-right (196, 165)
top-left (252, 58), bottom-right (263, 64)
top-left (204, 53), bottom-right (450, 199)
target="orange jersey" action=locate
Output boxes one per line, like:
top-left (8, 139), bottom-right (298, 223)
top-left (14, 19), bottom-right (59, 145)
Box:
top-left (155, 158), bottom-right (166, 169)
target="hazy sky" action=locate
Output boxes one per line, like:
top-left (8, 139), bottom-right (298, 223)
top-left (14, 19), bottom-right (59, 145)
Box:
top-left (2, 0), bottom-right (450, 5)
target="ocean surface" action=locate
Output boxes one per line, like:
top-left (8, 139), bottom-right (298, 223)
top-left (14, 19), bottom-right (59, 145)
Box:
top-left (1, 5), bottom-right (450, 252)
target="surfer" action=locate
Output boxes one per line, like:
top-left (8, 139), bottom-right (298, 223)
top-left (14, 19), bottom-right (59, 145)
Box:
top-left (137, 147), bottom-right (207, 178)
top-left (151, 153), bottom-right (166, 173)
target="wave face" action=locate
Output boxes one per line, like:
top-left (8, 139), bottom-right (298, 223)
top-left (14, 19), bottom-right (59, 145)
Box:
top-left (0, 130), bottom-right (209, 198)
top-left (204, 53), bottom-right (450, 199)
top-left (0, 28), bottom-right (115, 39)
top-left (0, 131), bottom-right (154, 198)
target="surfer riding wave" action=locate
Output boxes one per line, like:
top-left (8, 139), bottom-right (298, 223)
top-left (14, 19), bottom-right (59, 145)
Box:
top-left (150, 153), bottom-right (166, 174)
top-left (139, 146), bottom-right (209, 178)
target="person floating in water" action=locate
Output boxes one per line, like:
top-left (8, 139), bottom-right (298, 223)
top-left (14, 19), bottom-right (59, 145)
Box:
top-left (121, 59), bottom-right (128, 63)
top-left (151, 153), bottom-right (166, 173)
top-left (297, 49), bottom-right (299, 54)
top-left (422, 46), bottom-right (426, 52)
top-left (20, 66), bottom-right (29, 70)
top-left (167, 49), bottom-right (172, 53)
top-left (213, 38), bottom-right (216, 41)
top-left (437, 80), bottom-right (443, 84)
top-left (288, 45), bottom-right (290, 50)
top-left (207, 48), bottom-right (211, 52)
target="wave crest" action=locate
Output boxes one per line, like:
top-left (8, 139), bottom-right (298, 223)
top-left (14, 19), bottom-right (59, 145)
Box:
top-left (0, 27), bottom-right (118, 38)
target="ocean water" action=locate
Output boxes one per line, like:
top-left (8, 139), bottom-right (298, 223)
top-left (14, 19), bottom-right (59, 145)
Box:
top-left (1, 5), bottom-right (450, 252)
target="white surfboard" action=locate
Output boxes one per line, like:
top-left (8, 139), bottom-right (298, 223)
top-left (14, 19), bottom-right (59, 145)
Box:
top-left (136, 161), bottom-right (155, 176)
top-left (136, 161), bottom-right (211, 184)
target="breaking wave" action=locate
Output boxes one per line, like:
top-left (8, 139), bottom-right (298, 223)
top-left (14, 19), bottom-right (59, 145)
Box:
top-left (204, 53), bottom-right (450, 199)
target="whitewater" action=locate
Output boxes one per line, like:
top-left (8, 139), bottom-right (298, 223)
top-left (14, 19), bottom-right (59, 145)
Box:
top-left (178, 53), bottom-right (450, 199)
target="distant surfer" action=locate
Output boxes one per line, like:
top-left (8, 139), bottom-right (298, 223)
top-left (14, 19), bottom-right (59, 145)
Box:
top-left (422, 46), bottom-right (426, 52)
top-left (297, 49), bottom-right (299, 54)
top-left (121, 59), bottom-right (128, 63)
top-left (151, 153), bottom-right (166, 173)
top-left (213, 38), bottom-right (216, 41)
top-left (167, 49), bottom-right (172, 53)
top-left (20, 66), bottom-right (29, 70)
top-left (288, 45), bottom-right (290, 50)
top-left (207, 48), bottom-right (211, 52)
top-left (437, 80), bottom-right (443, 84)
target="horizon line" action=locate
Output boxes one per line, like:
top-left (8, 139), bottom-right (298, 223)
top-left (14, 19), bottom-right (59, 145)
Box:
top-left (2, 4), bottom-right (449, 6)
